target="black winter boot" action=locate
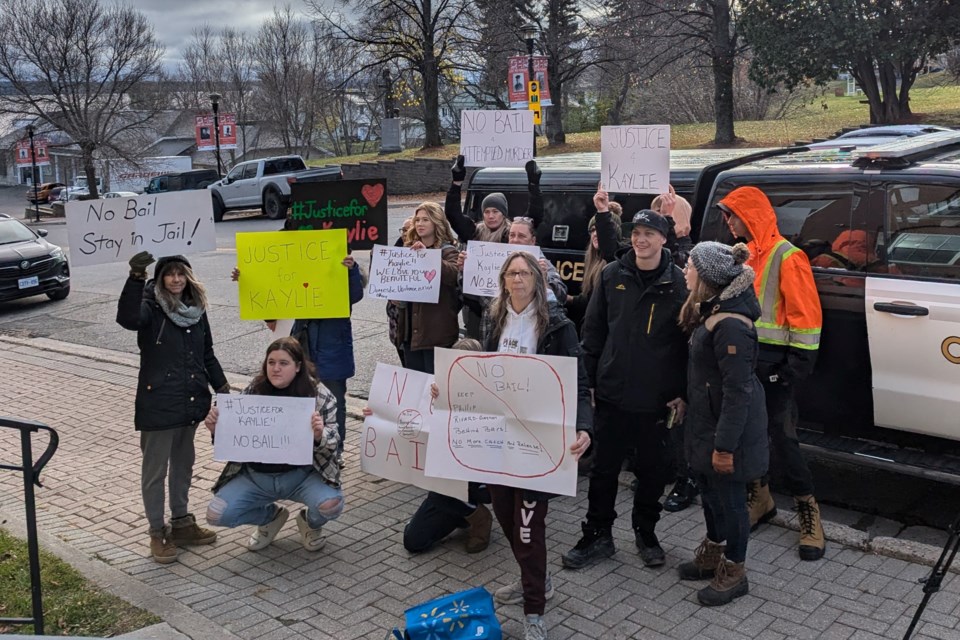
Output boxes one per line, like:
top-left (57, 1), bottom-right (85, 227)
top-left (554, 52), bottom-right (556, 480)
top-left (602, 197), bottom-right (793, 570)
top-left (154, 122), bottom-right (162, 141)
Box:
top-left (562, 523), bottom-right (615, 569)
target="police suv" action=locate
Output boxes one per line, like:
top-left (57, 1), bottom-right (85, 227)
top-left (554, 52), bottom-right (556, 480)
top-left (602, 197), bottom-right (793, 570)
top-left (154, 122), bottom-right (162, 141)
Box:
top-left (465, 133), bottom-right (960, 480)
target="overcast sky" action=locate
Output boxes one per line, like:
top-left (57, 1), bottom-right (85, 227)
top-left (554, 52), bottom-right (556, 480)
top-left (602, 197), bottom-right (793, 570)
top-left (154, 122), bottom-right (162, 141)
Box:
top-left (128, 0), bottom-right (336, 67)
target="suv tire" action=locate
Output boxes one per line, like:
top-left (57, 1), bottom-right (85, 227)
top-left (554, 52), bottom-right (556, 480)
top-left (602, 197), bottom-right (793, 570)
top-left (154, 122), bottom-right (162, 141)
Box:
top-left (47, 286), bottom-right (70, 301)
top-left (212, 194), bottom-right (225, 223)
top-left (263, 189), bottom-right (288, 220)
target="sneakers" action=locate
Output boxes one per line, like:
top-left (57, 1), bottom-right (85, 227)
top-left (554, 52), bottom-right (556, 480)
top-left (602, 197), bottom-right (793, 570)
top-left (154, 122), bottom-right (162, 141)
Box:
top-left (148, 525), bottom-right (177, 564)
top-left (169, 513), bottom-right (217, 546)
top-left (678, 539), bottom-right (725, 581)
top-left (561, 524), bottom-right (615, 569)
top-left (295, 509), bottom-right (327, 552)
top-left (697, 556), bottom-right (749, 606)
top-left (663, 477), bottom-right (699, 512)
top-left (494, 573), bottom-right (554, 605)
top-left (463, 503), bottom-right (492, 554)
top-left (747, 479), bottom-right (777, 531)
top-left (634, 530), bottom-right (666, 568)
top-left (523, 614), bottom-right (547, 640)
top-left (248, 506), bottom-right (289, 551)
top-left (795, 495), bottom-right (826, 561)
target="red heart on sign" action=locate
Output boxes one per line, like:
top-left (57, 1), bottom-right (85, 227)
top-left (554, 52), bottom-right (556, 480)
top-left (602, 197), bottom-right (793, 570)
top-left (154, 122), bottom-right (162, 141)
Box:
top-left (423, 269), bottom-right (437, 283)
top-left (361, 183), bottom-right (385, 208)
top-left (302, 282), bottom-right (309, 288)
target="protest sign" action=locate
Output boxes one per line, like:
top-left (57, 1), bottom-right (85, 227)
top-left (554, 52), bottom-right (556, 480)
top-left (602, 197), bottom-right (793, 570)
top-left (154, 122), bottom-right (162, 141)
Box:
top-left (600, 125), bottom-right (671, 195)
top-left (288, 179), bottom-right (387, 250)
top-left (425, 348), bottom-right (579, 496)
top-left (362, 363), bottom-right (469, 501)
top-left (236, 229), bottom-right (350, 320)
top-left (460, 110), bottom-right (534, 167)
top-left (65, 191), bottom-right (216, 267)
top-left (462, 241), bottom-right (543, 298)
top-left (212, 393), bottom-right (315, 465)
top-left (367, 246), bottom-right (443, 303)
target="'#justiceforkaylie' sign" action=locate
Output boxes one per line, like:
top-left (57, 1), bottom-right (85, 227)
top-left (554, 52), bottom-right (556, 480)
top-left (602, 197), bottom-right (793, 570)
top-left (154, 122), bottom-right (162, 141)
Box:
top-left (288, 178), bottom-right (388, 250)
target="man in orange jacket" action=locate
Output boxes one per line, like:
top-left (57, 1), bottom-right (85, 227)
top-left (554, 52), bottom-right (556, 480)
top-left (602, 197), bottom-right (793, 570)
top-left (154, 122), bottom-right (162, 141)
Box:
top-left (718, 186), bottom-right (825, 561)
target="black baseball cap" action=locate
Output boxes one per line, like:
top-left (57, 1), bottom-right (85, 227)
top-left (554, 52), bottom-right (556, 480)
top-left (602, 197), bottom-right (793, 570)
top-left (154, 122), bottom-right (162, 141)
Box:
top-left (624, 209), bottom-right (670, 239)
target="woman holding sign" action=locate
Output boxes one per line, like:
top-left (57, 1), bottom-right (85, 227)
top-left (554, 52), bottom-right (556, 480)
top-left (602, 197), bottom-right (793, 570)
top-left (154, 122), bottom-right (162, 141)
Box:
top-left (480, 251), bottom-right (593, 640)
top-left (390, 202), bottom-right (460, 374)
top-left (116, 252), bottom-right (229, 564)
top-left (204, 337), bottom-right (343, 552)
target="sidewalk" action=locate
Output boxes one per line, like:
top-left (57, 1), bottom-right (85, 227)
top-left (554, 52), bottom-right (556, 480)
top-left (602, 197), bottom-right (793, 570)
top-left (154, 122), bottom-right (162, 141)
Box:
top-left (1, 335), bottom-right (959, 640)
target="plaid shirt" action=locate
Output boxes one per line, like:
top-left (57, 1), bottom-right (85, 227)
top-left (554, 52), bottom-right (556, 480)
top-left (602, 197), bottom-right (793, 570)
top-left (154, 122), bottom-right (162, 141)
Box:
top-left (212, 383), bottom-right (341, 493)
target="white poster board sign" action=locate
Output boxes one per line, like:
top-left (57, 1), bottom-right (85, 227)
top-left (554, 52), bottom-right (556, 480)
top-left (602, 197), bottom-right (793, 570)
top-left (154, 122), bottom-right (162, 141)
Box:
top-left (600, 125), bottom-right (671, 194)
top-left (460, 110), bottom-right (534, 167)
top-left (367, 246), bottom-right (443, 303)
top-left (212, 394), bottom-right (315, 465)
top-left (65, 190), bottom-right (216, 266)
top-left (362, 363), bottom-right (469, 501)
top-left (425, 348), bottom-right (579, 496)
top-left (462, 241), bottom-right (544, 298)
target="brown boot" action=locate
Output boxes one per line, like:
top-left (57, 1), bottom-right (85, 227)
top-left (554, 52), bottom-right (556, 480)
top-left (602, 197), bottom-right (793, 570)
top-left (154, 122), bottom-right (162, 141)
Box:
top-left (169, 513), bottom-right (218, 546)
top-left (697, 556), bottom-right (748, 606)
top-left (149, 525), bottom-right (178, 564)
top-left (678, 539), bottom-right (725, 581)
top-left (747, 479), bottom-right (777, 531)
top-left (463, 504), bottom-right (492, 553)
top-left (795, 495), bottom-right (825, 561)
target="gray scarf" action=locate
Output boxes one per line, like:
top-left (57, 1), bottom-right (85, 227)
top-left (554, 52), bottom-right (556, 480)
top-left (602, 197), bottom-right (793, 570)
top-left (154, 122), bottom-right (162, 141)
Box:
top-left (157, 294), bottom-right (204, 328)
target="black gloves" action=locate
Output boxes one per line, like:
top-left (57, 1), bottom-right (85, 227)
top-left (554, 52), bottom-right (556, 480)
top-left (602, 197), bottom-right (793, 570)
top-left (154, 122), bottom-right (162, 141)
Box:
top-left (525, 160), bottom-right (541, 185)
top-left (451, 155), bottom-right (466, 182)
top-left (128, 251), bottom-right (155, 277)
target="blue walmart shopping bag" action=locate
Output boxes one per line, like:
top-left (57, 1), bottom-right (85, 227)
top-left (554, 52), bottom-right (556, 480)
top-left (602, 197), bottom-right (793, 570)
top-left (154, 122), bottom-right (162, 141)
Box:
top-left (390, 586), bottom-right (502, 640)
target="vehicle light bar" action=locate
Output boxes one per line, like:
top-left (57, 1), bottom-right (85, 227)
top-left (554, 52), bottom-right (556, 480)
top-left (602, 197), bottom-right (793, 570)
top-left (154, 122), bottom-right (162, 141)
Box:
top-left (854, 130), bottom-right (960, 160)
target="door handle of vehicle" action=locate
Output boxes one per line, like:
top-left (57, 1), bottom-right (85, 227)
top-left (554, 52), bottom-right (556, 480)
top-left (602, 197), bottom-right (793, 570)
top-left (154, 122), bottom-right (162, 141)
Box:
top-left (873, 302), bottom-right (929, 317)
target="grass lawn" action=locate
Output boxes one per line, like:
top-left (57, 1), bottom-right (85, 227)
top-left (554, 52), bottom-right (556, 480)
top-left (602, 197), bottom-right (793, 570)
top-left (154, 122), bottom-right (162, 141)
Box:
top-left (0, 528), bottom-right (160, 636)
top-left (311, 78), bottom-right (960, 166)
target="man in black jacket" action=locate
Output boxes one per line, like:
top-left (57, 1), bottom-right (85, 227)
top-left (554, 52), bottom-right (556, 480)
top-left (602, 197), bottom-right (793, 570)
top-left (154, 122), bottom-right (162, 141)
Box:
top-left (563, 210), bottom-right (689, 570)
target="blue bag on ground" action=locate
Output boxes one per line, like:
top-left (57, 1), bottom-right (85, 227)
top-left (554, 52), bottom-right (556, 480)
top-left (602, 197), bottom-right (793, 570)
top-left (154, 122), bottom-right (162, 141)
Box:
top-left (390, 586), bottom-right (501, 640)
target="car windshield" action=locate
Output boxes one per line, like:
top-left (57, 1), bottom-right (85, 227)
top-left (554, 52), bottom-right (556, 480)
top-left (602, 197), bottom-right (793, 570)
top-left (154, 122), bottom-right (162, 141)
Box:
top-left (0, 219), bottom-right (38, 245)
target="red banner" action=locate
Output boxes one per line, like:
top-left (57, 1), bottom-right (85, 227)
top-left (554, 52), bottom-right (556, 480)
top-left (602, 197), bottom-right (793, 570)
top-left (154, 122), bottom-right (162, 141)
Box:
top-left (195, 113), bottom-right (238, 151)
top-left (508, 56), bottom-right (552, 108)
top-left (14, 136), bottom-right (50, 166)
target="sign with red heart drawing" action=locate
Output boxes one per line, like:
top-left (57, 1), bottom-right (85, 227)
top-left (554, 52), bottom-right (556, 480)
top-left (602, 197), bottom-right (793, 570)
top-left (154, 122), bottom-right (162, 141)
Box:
top-left (288, 178), bottom-right (388, 250)
top-left (367, 246), bottom-right (443, 303)
top-left (425, 348), bottom-right (580, 496)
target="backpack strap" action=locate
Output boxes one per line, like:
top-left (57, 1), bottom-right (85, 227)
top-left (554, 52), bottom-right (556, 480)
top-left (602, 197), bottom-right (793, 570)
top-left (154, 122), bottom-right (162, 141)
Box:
top-left (705, 312), bottom-right (754, 332)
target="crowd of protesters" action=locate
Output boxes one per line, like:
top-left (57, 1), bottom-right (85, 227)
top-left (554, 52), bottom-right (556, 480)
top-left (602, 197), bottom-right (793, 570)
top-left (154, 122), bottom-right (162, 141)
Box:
top-left (118, 156), bottom-right (824, 640)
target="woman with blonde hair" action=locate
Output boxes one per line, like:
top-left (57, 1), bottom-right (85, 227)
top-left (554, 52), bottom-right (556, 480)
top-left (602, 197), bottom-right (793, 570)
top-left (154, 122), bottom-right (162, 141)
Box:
top-left (480, 250), bottom-right (593, 640)
top-left (390, 201), bottom-right (461, 373)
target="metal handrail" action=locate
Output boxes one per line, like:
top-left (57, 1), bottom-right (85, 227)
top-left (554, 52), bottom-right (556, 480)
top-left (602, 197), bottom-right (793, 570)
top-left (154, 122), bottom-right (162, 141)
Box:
top-left (0, 416), bottom-right (59, 635)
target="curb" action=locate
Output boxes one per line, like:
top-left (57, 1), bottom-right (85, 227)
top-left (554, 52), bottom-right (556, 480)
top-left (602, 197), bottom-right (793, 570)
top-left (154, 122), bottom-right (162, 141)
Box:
top-left (1, 510), bottom-right (239, 640)
top-left (1, 334), bottom-right (953, 578)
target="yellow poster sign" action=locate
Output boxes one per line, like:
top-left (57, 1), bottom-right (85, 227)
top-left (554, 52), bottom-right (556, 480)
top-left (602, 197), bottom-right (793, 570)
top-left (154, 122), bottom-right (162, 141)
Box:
top-left (236, 229), bottom-right (350, 320)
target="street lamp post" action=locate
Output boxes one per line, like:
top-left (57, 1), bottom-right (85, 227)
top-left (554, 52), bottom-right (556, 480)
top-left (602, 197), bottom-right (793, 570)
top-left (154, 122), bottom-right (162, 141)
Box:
top-left (521, 23), bottom-right (538, 158)
top-left (27, 124), bottom-right (39, 223)
top-left (209, 93), bottom-right (224, 177)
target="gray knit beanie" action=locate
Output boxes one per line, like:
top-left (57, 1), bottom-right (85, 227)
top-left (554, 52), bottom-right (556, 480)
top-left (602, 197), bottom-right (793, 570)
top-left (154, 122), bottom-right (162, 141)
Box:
top-left (481, 192), bottom-right (508, 218)
top-left (690, 241), bottom-right (751, 288)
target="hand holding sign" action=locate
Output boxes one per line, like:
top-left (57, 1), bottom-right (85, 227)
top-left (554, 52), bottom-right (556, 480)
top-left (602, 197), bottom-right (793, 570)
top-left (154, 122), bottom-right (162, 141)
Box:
top-left (368, 246), bottom-right (443, 302)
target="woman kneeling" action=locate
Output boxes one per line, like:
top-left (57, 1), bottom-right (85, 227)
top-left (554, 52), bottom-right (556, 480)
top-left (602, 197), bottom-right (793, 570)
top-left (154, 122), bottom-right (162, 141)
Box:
top-left (204, 337), bottom-right (344, 551)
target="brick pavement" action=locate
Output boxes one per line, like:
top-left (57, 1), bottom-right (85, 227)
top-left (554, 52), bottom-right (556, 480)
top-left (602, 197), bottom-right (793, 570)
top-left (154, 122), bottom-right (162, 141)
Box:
top-left (2, 338), bottom-right (960, 640)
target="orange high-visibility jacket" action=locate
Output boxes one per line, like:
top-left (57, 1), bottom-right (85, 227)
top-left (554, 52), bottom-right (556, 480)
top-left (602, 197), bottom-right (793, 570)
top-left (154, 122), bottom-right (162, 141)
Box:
top-left (719, 186), bottom-right (822, 354)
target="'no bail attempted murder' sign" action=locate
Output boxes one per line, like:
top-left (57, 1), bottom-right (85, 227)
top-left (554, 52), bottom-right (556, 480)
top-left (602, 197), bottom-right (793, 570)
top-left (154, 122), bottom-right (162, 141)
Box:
top-left (288, 178), bottom-right (388, 250)
top-left (460, 110), bottom-right (534, 167)
top-left (65, 191), bottom-right (216, 267)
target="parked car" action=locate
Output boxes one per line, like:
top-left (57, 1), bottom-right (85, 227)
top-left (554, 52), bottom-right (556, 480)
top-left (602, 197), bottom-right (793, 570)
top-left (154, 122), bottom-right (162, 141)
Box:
top-left (0, 213), bottom-right (70, 302)
top-left (103, 191), bottom-right (139, 198)
top-left (208, 156), bottom-right (341, 222)
top-left (143, 169), bottom-right (219, 195)
top-left (57, 187), bottom-right (90, 202)
top-left (25, 182), bottom-right (65, 204)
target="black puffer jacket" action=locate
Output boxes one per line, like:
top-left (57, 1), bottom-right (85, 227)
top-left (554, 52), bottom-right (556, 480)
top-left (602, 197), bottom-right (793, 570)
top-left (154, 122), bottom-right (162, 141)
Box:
top-left (581, 248), bottom-right (688, 414)
top-left (684, 271), bottom-right (768, 483)
top-left (117, 275), bottom-right (227, 431)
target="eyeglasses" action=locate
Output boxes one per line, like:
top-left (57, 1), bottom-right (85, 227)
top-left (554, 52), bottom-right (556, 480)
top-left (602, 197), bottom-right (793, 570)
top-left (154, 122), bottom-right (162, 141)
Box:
top-left (512, 216), bottom-right (535, 224)
top-left (505, 270), bottom-right (534, 280)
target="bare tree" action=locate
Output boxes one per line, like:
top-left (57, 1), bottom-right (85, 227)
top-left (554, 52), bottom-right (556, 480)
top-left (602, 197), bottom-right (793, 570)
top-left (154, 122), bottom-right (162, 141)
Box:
top-left (0, 0), bottom-right (163, 197)
top-left (252, 6), bottom-right (324, 158)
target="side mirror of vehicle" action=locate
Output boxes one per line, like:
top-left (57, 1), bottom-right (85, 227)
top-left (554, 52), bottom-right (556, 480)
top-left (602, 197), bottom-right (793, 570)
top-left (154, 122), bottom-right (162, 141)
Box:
top-left (36, 229), bottom-right (48, 237)
top-left (223, 176), bottom-right (232, 185)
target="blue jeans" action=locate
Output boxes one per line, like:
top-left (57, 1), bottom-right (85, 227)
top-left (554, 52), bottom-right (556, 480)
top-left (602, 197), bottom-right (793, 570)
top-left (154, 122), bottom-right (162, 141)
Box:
top-left (320, 378), bottom-right (347, 453)
top-left (696, 473), bottom-right (750, 563)
top-left (208, 466), bottom-right (343, 530)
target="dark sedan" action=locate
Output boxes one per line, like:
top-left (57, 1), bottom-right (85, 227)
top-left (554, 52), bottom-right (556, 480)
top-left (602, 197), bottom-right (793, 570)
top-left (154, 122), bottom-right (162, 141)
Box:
top-left (0, 214), bottom-right (70, 303)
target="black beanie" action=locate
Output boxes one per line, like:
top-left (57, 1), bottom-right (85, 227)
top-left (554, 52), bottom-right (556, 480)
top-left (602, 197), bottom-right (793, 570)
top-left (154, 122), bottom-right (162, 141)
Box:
top-left (481, 193), bottom-right (509, 218)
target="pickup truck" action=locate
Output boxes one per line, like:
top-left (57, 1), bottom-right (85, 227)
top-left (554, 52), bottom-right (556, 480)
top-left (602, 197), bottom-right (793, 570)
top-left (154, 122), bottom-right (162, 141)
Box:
top-left (208, 155), bottom-right (341, 222)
